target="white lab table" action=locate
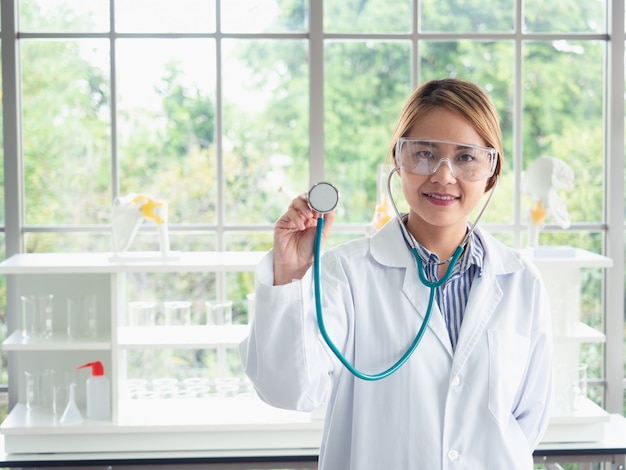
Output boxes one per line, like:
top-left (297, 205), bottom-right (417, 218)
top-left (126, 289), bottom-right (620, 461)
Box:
top-left (0, 414), bottom-right (624, 469)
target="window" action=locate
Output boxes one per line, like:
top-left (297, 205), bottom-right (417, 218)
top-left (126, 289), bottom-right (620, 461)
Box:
top-left (0, 0), bottom-right (624, 416)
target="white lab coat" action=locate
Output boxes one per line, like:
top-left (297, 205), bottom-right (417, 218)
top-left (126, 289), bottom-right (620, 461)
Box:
top-left (239, 220), bottom-right (552, 470)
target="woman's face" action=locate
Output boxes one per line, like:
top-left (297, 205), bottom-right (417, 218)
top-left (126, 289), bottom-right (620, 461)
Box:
top-left (399, 107), bottom-right (490, 240)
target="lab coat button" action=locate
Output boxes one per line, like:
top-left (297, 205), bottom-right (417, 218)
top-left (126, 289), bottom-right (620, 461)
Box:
top-left (448, 449), bottom-right (459, 460)
top-left (451, 376), bottom-right (461, 386)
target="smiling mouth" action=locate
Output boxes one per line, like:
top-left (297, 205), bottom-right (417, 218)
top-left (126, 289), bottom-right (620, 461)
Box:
top-left (425, 193), bottom-right (458, 201)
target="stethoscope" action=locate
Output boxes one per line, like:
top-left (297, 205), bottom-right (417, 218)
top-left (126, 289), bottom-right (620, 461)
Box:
top-left (307, 168), bottom-right (498, 381)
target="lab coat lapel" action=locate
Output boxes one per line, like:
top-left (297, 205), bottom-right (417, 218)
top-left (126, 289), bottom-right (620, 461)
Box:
top-left (451, 270), bottom-right (502, 375)
top-left (450, 227), bottom-right (523, 374)
top-left (402, 266), bottom-right (454, 357)
top-left (370, 219), bottom-right (455, 357)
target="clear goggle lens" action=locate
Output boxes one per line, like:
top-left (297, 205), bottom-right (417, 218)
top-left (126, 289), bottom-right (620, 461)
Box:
top-left (396, 139), bottom-right (497, 182)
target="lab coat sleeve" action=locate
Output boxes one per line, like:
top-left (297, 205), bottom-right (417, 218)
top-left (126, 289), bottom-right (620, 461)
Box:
top-left (513, 273), bottom-right (553, 448)
top-left (239, 250), bottom-right (334, 411)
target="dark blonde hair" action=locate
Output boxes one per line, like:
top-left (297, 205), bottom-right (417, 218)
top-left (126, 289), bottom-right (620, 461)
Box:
top-left (388, 78), bottom-right (503, 191)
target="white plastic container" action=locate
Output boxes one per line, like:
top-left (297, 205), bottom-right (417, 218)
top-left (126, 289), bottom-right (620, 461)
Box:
top-left (77, 361), bottom-right (111, 420)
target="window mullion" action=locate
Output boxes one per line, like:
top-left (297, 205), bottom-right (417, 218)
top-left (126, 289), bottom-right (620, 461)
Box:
top-left (604, 0), bottom-right (625, 413)
top-left (309, 0), bottom-right (324, 185)
top-left (2, 0), bottom-right (23, 257)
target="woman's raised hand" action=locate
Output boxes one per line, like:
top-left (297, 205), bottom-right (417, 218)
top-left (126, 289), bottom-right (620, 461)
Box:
top-left (273, 193), bottom-right (335, 285)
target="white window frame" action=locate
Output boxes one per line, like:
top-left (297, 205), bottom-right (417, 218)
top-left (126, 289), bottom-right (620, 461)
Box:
top-left (0, 0), bottom-right (624, 412)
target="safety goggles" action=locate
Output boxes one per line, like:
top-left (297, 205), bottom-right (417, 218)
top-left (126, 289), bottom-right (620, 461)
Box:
top-left (395, 138), bottom-right (498, 182)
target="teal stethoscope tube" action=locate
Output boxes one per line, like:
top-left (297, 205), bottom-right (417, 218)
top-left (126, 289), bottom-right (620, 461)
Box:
top-left (313, 215), bottom-right (463, 381)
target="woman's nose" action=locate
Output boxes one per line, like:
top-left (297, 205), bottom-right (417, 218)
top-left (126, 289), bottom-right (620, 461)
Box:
top-left (430, 158), bottom-right (457, 182)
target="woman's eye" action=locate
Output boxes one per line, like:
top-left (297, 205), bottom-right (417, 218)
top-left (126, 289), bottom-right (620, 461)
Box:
top-left (415, 150), bottom-right (435, 160)
top-left (457, 153), bottom-right (475, 163)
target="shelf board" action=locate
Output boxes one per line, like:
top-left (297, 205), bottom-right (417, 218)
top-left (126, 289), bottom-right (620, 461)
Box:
top-left (3, 326), bottom-right (251, 350)
top-left (553, 322), bottom-right (606, 343)
top-left (116, 396), bottom-right (316, 427)
top-left (2, 330), bottom-right (112, 351)
top-left (543, 397), bottom-right (610, 443)
top-left (527, 247), bottom-right (613, 268)
top-left (0, 401), bottom-right (323, 454)
top-left (117, 325), bottom-right (249, 349)
top-left (2, 399), bottom-right (314, 433)
top-left (0, 251), bottom-right (266, 274)
top-left (549, 397), bottom-right (610, 423)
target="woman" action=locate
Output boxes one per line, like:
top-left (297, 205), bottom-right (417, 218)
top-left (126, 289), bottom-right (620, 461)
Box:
top-left (240, 78), bottom-right (552, 469)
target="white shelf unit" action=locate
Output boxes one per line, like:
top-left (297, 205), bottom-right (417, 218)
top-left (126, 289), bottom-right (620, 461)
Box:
top-left (0, 248), bottom-right (616, 454)
top-left (0, 251), bottom-right (323, 454)
top-left (528, 247), bottom-right (613, 443)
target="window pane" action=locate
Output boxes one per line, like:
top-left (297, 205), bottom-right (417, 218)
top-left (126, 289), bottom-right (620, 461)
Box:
top-left (0, 44), bottom-right (3, 226)
top-left (225, 233), bottom-right (273, 252)
top-left (419, 0), bottom-right (514, 33)
top-left (324, 40), bottom-right (412, 223)
top-left (126, 272), bottom-right (217, 318)
top-left (115, 0), bottom-right (215, 33)
top-left (532, 231), bottom-right (603, 257)
top-left (25, 233), bottom-right (111, 253)
top-left (167, 232), bottom-right (217, 252)
top-left (221, 0), bottom-right (307, 33)
top-left (523, 0), bottom-right (606, 33)
top-left (222, 39), bottom-right (309, 224)
top-left (324, 0), bottom-right (411, 33)
top-left (21, 39), bottom-right (111, 226)
top-left (523, 41), bottom-right (605, 224)
top-left (420, 40), bottom-right (515, 224)
top-left (125, 349), bottom-right (217, 383)
top-left (116, 39), bottom-right (216, 225)
top-left (226, 271), bottom-right (255, 324)
top-left (19, 0), bottom-right (109, 32)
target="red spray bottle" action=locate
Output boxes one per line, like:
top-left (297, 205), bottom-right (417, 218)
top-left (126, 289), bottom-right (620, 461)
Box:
top-left (77, 361), bottom-right (111, 420)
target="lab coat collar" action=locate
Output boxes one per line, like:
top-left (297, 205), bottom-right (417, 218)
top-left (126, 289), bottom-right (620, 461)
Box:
top-left (369, 217), bottom-right (526, 357)
top-left (369, 217), bottom-right (525, 277)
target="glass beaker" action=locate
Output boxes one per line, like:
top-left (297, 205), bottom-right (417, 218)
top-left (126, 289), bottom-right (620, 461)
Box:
top-left (21, 294), bottom-right (54, 340)
top-left (152, 378), bottom-right (179, 399)
top-left (182, 377), bottom-right (210, 398)
top-left (205, 300), bottom-right (233, 325)
top-left (67, 294), bottom-right (98, 340)
top-left (128, 301), bottom-right (157, 326)
top-left (25, 369), bottom-right (55, 413)
top-left (163, 301), bottom-right (192, 326)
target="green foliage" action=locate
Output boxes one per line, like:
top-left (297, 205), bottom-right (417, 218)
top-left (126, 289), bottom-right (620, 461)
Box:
top-left (323, 40), bottom-right (412, 221)
top-left (324, 0), bottom-right (411, 33)
top-left (420, 0), bottom-right (515, 32)
top-left (523, 0), bottom-right (605, 33)
top-left (157, 62), bottom-right (215, 156)
top-left (21, 37), bottom-right (111, 231)
top-left (18, 1), bottom-right (608, 235)
top-left (219, 38), bottom-right (311, 224)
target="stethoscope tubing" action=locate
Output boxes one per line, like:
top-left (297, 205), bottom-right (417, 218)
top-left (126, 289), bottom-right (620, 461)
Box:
top-left (313, 169), bottom-right (498, 381)
top-left (313, 217), bottom-right (463, 381)
top-left (314, 216), bottom-right (443, 381)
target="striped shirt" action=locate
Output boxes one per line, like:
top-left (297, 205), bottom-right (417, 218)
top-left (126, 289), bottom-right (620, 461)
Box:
top-left (413, 229), bottom-right (485, 351)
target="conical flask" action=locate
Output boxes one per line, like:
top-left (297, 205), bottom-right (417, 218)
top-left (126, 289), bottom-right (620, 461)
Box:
top-left (60, 382), bottom-right (84, 425)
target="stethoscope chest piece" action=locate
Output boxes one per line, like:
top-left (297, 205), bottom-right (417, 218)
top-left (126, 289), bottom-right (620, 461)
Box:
top-left (308, 181), bottom-right (340, 214)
